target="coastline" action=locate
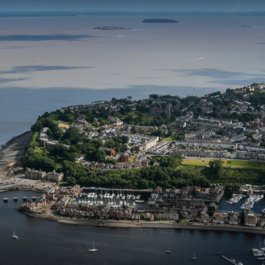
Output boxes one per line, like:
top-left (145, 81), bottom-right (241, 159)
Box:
top-left (2, 132), bottom-right (265, 236)
top-left (0, 131), bottom-right (32, 179)
top-left (18, 208), bottom-right (265, 235)
top-left (0, 131), bottom-right (57, 193)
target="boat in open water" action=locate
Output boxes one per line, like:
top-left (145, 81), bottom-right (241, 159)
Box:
top-left (12, 229), bottom-right (18, 240)
top-left (221, 255), bottom-right (243, 265)
top-left (190, 252), bottom-right (197, 260)
top-left (88, 241), bottom-right (98, 252)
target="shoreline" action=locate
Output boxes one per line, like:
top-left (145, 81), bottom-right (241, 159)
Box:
top-left (18, 208), bottom-right (265, 235)
top-left (0, 131), bottom-right (32, 179)
top-left (2, 132), bottom-right (265, 235)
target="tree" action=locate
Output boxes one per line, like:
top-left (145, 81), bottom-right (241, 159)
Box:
top-left (63, 127), bottom-right (81, 145)
top-left (208, 160), bottom-right (222, 180)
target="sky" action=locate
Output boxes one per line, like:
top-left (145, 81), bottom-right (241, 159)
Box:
top-left (1, 0), bottom-right (265, 13)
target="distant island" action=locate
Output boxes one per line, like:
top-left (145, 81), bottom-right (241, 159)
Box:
top-left (94, 26), bottom-right (133, 31)
top-left (142, 18), bottom-right (178, 24)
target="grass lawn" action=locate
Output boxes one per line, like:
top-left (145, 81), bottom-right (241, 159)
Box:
top-left (161, 137), bottom-right (174, 142)
top-left (58, 121), bottom-right (70, 129)
top-left (182, 158), bottom-right (265, 170)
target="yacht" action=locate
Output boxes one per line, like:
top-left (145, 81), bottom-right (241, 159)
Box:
top-left (12, 229), bottom-right (18, 240)
top-left (88, 241), bottom-right (98, 252)
top-left (221, 255), bottom-right (243, 265)
top-left (190, 253), bottom-right (197, 260)
top-left (164, 247), bottom-right (171, 254)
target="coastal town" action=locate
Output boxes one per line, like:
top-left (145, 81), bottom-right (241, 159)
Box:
top-left (15, 183), bottom-right (265, 232)
top-left (0, 83), bottom-right (265, 233)
top-left (27, 83), bottom-right (265, 171)
top-left (2, 3), bottom-right (265, 265)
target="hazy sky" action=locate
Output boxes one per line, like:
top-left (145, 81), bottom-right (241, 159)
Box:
top-left (1, 0), bottom-right (265, 12)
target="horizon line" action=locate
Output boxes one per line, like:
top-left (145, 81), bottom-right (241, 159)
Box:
top-left (0, 10), bottom-right (265, 18)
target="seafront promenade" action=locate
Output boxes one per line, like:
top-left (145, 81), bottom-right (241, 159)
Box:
top-left (16, 208), bottom-right (265, 235)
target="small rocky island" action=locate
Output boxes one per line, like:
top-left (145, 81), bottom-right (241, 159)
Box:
top-left (94, 26), bottom-right (133, 30)
top-left (142, 18), bottom-right (178, 23)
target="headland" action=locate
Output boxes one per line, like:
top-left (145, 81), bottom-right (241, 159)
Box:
top-left (1, 83), bottom-right (265, 235)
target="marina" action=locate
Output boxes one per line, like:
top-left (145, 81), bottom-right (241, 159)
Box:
top-left (241, 194), bottom-right (264, 210)
top-left (0, 190), bottom-right (264, 265)
top-left (219, 193), bottom-right (265, 214)
top-left (76, 191), bottom-right (141, 209)
top-left (227, 194), bottom-right (244, 205)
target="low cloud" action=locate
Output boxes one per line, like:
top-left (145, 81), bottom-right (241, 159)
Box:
top-left (183, 56), bottom-right (206, 62)
top-left (0, 77), bottom-right (28, 84)
top-left (0, 34), bottom-right (93, 41)
top-left (168, 67), bottom-right (264, 81)
top-left (0, 65), bottom-right (92, 74)
top-left (209, 78), bottom-right (265, 86)
top-left (177, 68), bottom-right (250, 79)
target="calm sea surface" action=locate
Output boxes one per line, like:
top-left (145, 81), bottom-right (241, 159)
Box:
top-left (0, 13), bottom-right (265, 144)
top-left (0, 190), bottom-right (263, 265)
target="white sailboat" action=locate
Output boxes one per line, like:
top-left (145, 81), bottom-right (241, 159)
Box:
top-left (88, 241), bottom-right (98, 252)
top-left (12, 229), bottom-right (18, 240)
top-left (164, 246), bottom-right (171, 254)
top-left (190, 252), bottom-right (197, 260)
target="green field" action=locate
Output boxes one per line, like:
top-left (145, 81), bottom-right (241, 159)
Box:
top-left (182, 158), bottom-right (265, 170)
